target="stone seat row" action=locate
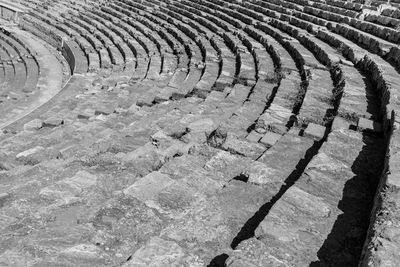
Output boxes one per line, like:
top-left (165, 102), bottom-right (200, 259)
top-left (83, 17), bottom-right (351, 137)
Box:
top-left (0, 30), bottom-right (39, 102)
top-left (17, 0), bottom-right (390, 142)
top-left (191, 1), bottom-right (399, 264)
top-left (162, 0), bottom-right (372, 151)
top-left (1, 0), bottom-right (398, 265)
top-left (108, 1), bottom-right (203, 89)
top-left (186, 0), bottom-right (342, 127)
top-left (252, 0), bottom-right (400, 71)
top-left (225, 0), bottom-right (396, 115)
top-left (113, 0), bottom-right (248, 99)
top-left (158, 0), bottom-right (348, 155)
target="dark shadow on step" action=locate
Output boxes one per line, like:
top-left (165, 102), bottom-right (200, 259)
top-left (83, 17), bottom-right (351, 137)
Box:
top-left (230, 140), bottom-right (323, 249)
top-left (207, 253), bottom-right (229, 267)
top-left (310, 133), bottom-right (386, 267)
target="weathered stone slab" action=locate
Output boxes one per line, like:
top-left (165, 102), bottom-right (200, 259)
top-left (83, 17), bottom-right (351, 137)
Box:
top-left (222, 134), bottom-right (266, 160)
top-left (77, 109), bottom-right (95, 120)
top-left (259, 131), bottom-right (281, 147)
top-left (123, 172), bottom-right (174, 203)
top-left (43, 116), bottom-right (64, 127)
top-left (246, 131), bottom-right (263, 143)
top-left (15, 146), bottom-right (53, 165)
top-left (23, 119), bottom-right (43, 131)
top-left (256, 104), bottom-right (293, 134)
top-left (303, 123), bottom-right (326, 141)
top-left (205, 150), bottom-right (250, 181)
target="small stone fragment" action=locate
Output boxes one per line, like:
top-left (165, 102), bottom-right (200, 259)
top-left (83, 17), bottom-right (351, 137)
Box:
top-left (16, 146), bottom-right (45, 160)
top-left (259, 131), bottom-right (281, 147)
top-left (43, 116), bottom-right (64, 127)
top-left (303, 123), bottom-right (326, 141)
top-left (78, 109), bottom-right (95, 119)
top-left (23, 119), bottom-right (43, 131)
top-left (222, 134), bottom-right (266, 160)
top-left (246, 131), bottom-right (263, 143)
top-left (207, 127), bottom-right (228, 148)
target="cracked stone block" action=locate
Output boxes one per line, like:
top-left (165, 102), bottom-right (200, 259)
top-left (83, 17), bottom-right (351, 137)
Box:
top-left (123, 172), bottom-right (174, 203)
top-left (222, 134), bottom-right (266, 160)
top-left (257, 104), bottom-right (293, 134)
top-left (245, 161), bottom-right (282, 189)
top-left (246, 131), bottom-right (263, 143)
top-left (16, 146), bottom-right (45, 164)
top-left (23, 119), bottom-right (43, 131)
top-left (77, 109), bottom-right (95, 120)
top-left (136, 94), bottom-right (154, 107)
top-left (303, 123), bottom-right (326, 141)
top-left (259, 131), bottom-right (281, 147)
top-left (357, 117), bottom-right (382, 134)
top-left (207, 127), bottom-right (228, 148)
top-left (43, 116), bottom-right (64, 127)
top-left (205, 150), bottom-right (251, 180)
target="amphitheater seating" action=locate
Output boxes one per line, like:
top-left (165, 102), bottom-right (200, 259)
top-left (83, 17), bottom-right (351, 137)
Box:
top-left (0, 0), bottom-right (399, 266)
top-left (0, 29), bottom-right (38, 109)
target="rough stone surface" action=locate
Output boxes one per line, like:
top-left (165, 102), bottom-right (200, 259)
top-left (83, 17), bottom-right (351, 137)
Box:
top-left (0, 1), bottom-right (397, 266)
top-left (23, 119), bottom-right (43, 131)
top-left (43, 116), bottom-right (64, 127)
top-left (259, 131), bottom-right (281, 147)
top-left (303, 123), bottom-right (326, 141)
top-left (123, 172), bottom-right (174, 204)
top-left (246, 131), bottom-right (263, 143)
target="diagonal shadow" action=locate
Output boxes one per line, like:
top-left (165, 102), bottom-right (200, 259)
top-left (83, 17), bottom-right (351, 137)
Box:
top-left (231, 140), bottom-right (323, 249)
top-left (310, 133), bottom-right (385, 267)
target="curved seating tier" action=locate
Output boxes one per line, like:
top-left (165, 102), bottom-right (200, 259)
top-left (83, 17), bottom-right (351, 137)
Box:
top-left (0, 0), bottom-right (398, 266)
